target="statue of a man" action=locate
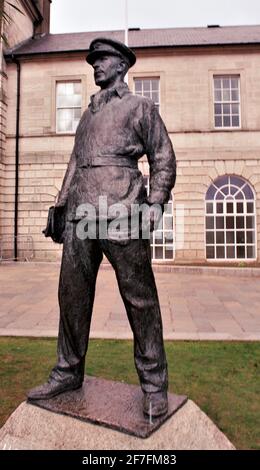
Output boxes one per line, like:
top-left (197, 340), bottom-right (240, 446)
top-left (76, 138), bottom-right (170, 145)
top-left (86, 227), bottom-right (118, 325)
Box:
top-left (28, 38), bottom-right (176, 418)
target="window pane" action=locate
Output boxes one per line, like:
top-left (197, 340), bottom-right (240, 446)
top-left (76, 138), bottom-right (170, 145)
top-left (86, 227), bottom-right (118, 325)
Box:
top-left (152, 92), bottom-right (159, 103)
top-left (214, 90), bottom-right (222, 101)
top-left (237, 203), bottom-right (244, 214)
top-left (216, 246), bottom-right (225, 259)
top-left (164, 203), bottom-right (172, 215)
top-left (227, 246), bottom-right (235, 259)
top-left (223, 78), bottom-right (230, 88)
top-left (237, 246), bottom-right (245, 259)
top-left (231, 90), bottom-right (239, 101)
top-left (57, 119), bottom-right (72, 133)
top-left (215, 191), bottom-right (224, 200)
top-left (143, 80), bottom-right (150, 91)
top-left (226, 217), bottom-right (234, 229)
top-left (236, 231), bottom-right (245, 243)
top-left (206, 185), bottom-right (217, 199)
top-left (236, 217), bottom-right (244, 229)
top-left (214, 78), bottom-right (221, 89)
top-left (74, 82), bottom-right (81, 94)
top-left (226, 202), bottom-right (234, 214)
top-left (206, 232), bottom-right (214, 244)
top-left (231, 78), bottom-right (239, 88)
top-left (215, 116), bottom-right (222, 127)
top-left (223, 104), bottom-right (230, 115)
top-left (214, 104), bottom-right (222, 114)
top-left (164, 231), bottom-right (173, 242)
top-left (247, 246), bottom-right (255, 259)
top-left (74, 108), bottom-right (81, 119)
top-left (154, 232), bottom-right (163, 244)
top-left (246, 231), bottom-right (254, 244)
top-left (206, 202), bottom-right (213, 214)
top-left (217, 203), bottom-right (223, 213)
top-left (216, 217), bottom-right (224, 229)
top-left (223, 90), bottom-right (231, 101)
top-left (206, 217), bottom-right (214, 229)
top-left (206, 246), bottom-right (215, 259)
top-left (247, 202), bottom-right (254, 213)
top-left (232, 116), bottom-right (240, 127)
top-left (226, 231), bottom-right (235, 243)
top-left (223, 115), bottom-right (231, 127)
top-left (232, 104), bottom-right (239, 114)
top-left (151, 79), bottom-right (159, 90)
top-left (164, 217), bottom-right (173, 230)
top-left (246, 216), bottom-right (254, 229)
top-left (235, 190), bottom-right (244, 200)
top-left (216, 232), bottom-right (224, 244)
top-left (243, 185), bottom-right (254, 199)
top-left (155, 246), bottom-right (163, 259)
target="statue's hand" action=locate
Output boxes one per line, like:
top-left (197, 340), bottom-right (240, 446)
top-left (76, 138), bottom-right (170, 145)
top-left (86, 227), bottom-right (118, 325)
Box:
top-left (142, 203), bottom-right (164, 233)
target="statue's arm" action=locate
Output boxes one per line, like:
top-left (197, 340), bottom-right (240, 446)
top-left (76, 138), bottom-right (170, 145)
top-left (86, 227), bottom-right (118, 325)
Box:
top-left (143, 102), bottom-right (176, 206)
top-left (55, 148), bottom-right (77, 207)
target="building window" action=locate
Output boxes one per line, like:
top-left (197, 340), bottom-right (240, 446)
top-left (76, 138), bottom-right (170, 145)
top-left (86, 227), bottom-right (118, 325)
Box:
top-left (205, 176), bottom-right (256, 260)
top-left (134, 78), bottom-right (160, 109)
top-left (143, 176), bottom-right (174, 261)
top-left (213, 75), bottom-right (240, 128)
top-left (56, 81), bottom-right (82, 133)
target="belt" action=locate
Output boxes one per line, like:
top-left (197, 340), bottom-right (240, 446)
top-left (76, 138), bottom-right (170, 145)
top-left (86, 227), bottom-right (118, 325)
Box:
top-left (77, 156), bottom-right (138, 169)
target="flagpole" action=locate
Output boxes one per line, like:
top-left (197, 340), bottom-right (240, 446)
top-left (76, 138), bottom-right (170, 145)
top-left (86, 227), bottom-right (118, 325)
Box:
top-left (125, 0), bottom-right (128, 84)
top-left (125, 0), bottom-right (128, 46)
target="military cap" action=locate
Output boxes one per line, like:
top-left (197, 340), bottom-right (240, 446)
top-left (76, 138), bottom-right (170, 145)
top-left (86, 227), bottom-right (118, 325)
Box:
top-left (86, 37), bottom-right (136, 67)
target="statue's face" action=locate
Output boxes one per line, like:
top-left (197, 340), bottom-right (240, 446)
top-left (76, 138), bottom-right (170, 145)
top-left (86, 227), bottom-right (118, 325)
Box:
top-left (92, 54), bottom-right (124, 88)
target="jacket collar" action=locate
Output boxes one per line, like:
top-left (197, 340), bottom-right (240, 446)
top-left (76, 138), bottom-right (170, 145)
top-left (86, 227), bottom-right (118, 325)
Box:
top-left (89, 82), bottom-right (130, 113)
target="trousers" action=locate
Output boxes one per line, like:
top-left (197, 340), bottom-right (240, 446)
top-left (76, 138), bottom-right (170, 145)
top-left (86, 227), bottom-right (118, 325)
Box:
top-left (50, 221), bottom-right (168, 394)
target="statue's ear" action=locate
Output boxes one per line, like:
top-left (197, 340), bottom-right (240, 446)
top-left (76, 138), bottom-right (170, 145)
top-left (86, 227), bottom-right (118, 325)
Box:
top-left (118, 60), bottom-right (128, 76)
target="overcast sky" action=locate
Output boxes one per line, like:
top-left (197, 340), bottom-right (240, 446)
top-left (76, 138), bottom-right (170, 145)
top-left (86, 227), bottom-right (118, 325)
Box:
top-left (50, 0), bottom-right (260, 34)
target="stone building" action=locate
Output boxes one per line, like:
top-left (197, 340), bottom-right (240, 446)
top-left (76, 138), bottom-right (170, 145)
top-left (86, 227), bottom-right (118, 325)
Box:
top-left (1, 1), bottom-right (260, 265)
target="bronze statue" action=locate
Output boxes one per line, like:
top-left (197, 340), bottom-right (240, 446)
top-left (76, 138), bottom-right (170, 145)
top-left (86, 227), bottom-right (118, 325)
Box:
top-left (28, 38), bottom-right (176, 418)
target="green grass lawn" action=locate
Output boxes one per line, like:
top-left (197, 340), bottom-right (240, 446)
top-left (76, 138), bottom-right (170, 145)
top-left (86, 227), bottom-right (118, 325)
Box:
top-left (0, 338), bottom-right (259, 450)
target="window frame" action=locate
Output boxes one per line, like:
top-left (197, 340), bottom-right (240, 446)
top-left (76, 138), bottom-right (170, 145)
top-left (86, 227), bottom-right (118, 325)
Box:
top-left (205, 176), bottom-right (257, 262)
top-left (208, 69), bottom-right (246, 131)
top-left (143, 175), bottom-right (175, 262)
top-left (56, 80), bottom-right (82, 134)
top-left (51, 75), bottom-right (87, 135)
top-left (128, 71), bottom-right (166, 118)
top-left (213, 75), bottom-right (241, 130)
top-left (133, 77), bottom-right (160, 111)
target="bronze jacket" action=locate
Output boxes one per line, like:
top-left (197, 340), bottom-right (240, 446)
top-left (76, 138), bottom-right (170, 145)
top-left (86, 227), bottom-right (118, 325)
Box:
top-left (57, 83), bottom-right (176, 221)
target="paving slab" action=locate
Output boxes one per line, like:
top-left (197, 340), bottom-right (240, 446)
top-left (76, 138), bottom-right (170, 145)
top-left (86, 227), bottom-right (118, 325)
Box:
top-left (0, 262), bottom-right (259, 340)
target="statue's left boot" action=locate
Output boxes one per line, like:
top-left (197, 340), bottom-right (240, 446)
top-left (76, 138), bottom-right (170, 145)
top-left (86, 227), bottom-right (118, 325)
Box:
top-left (143, 390), bottom-right (168, 418)
top-left (27, 378), bottom-right (82, 401)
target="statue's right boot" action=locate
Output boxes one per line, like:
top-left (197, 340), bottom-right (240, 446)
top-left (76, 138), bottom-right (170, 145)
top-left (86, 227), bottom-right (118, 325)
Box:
top-left (27, 378), bottom-right (82, 401)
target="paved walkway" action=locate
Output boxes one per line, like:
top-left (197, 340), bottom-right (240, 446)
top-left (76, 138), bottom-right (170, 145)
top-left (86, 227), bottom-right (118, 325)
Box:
top-left (0, 262), bottom-right (260, 340)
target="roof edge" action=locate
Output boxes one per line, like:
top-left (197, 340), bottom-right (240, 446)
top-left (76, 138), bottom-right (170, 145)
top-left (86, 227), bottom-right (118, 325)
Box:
top-left (5, 41), bottom-right (260, 62)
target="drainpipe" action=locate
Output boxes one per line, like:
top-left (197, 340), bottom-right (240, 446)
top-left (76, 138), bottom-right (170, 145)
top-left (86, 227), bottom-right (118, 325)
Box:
top-left (14, 58), bottom-right (21, 260)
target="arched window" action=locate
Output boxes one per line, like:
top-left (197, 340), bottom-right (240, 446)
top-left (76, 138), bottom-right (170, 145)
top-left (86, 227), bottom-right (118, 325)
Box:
top-left (205, 176), bottom-right (256, 260)
top-left (143, 176), bottom-right (175, 261)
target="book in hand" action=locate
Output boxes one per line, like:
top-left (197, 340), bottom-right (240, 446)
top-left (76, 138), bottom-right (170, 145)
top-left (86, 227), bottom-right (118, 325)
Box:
top-left (42, 205), bottom-right (66, 244)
